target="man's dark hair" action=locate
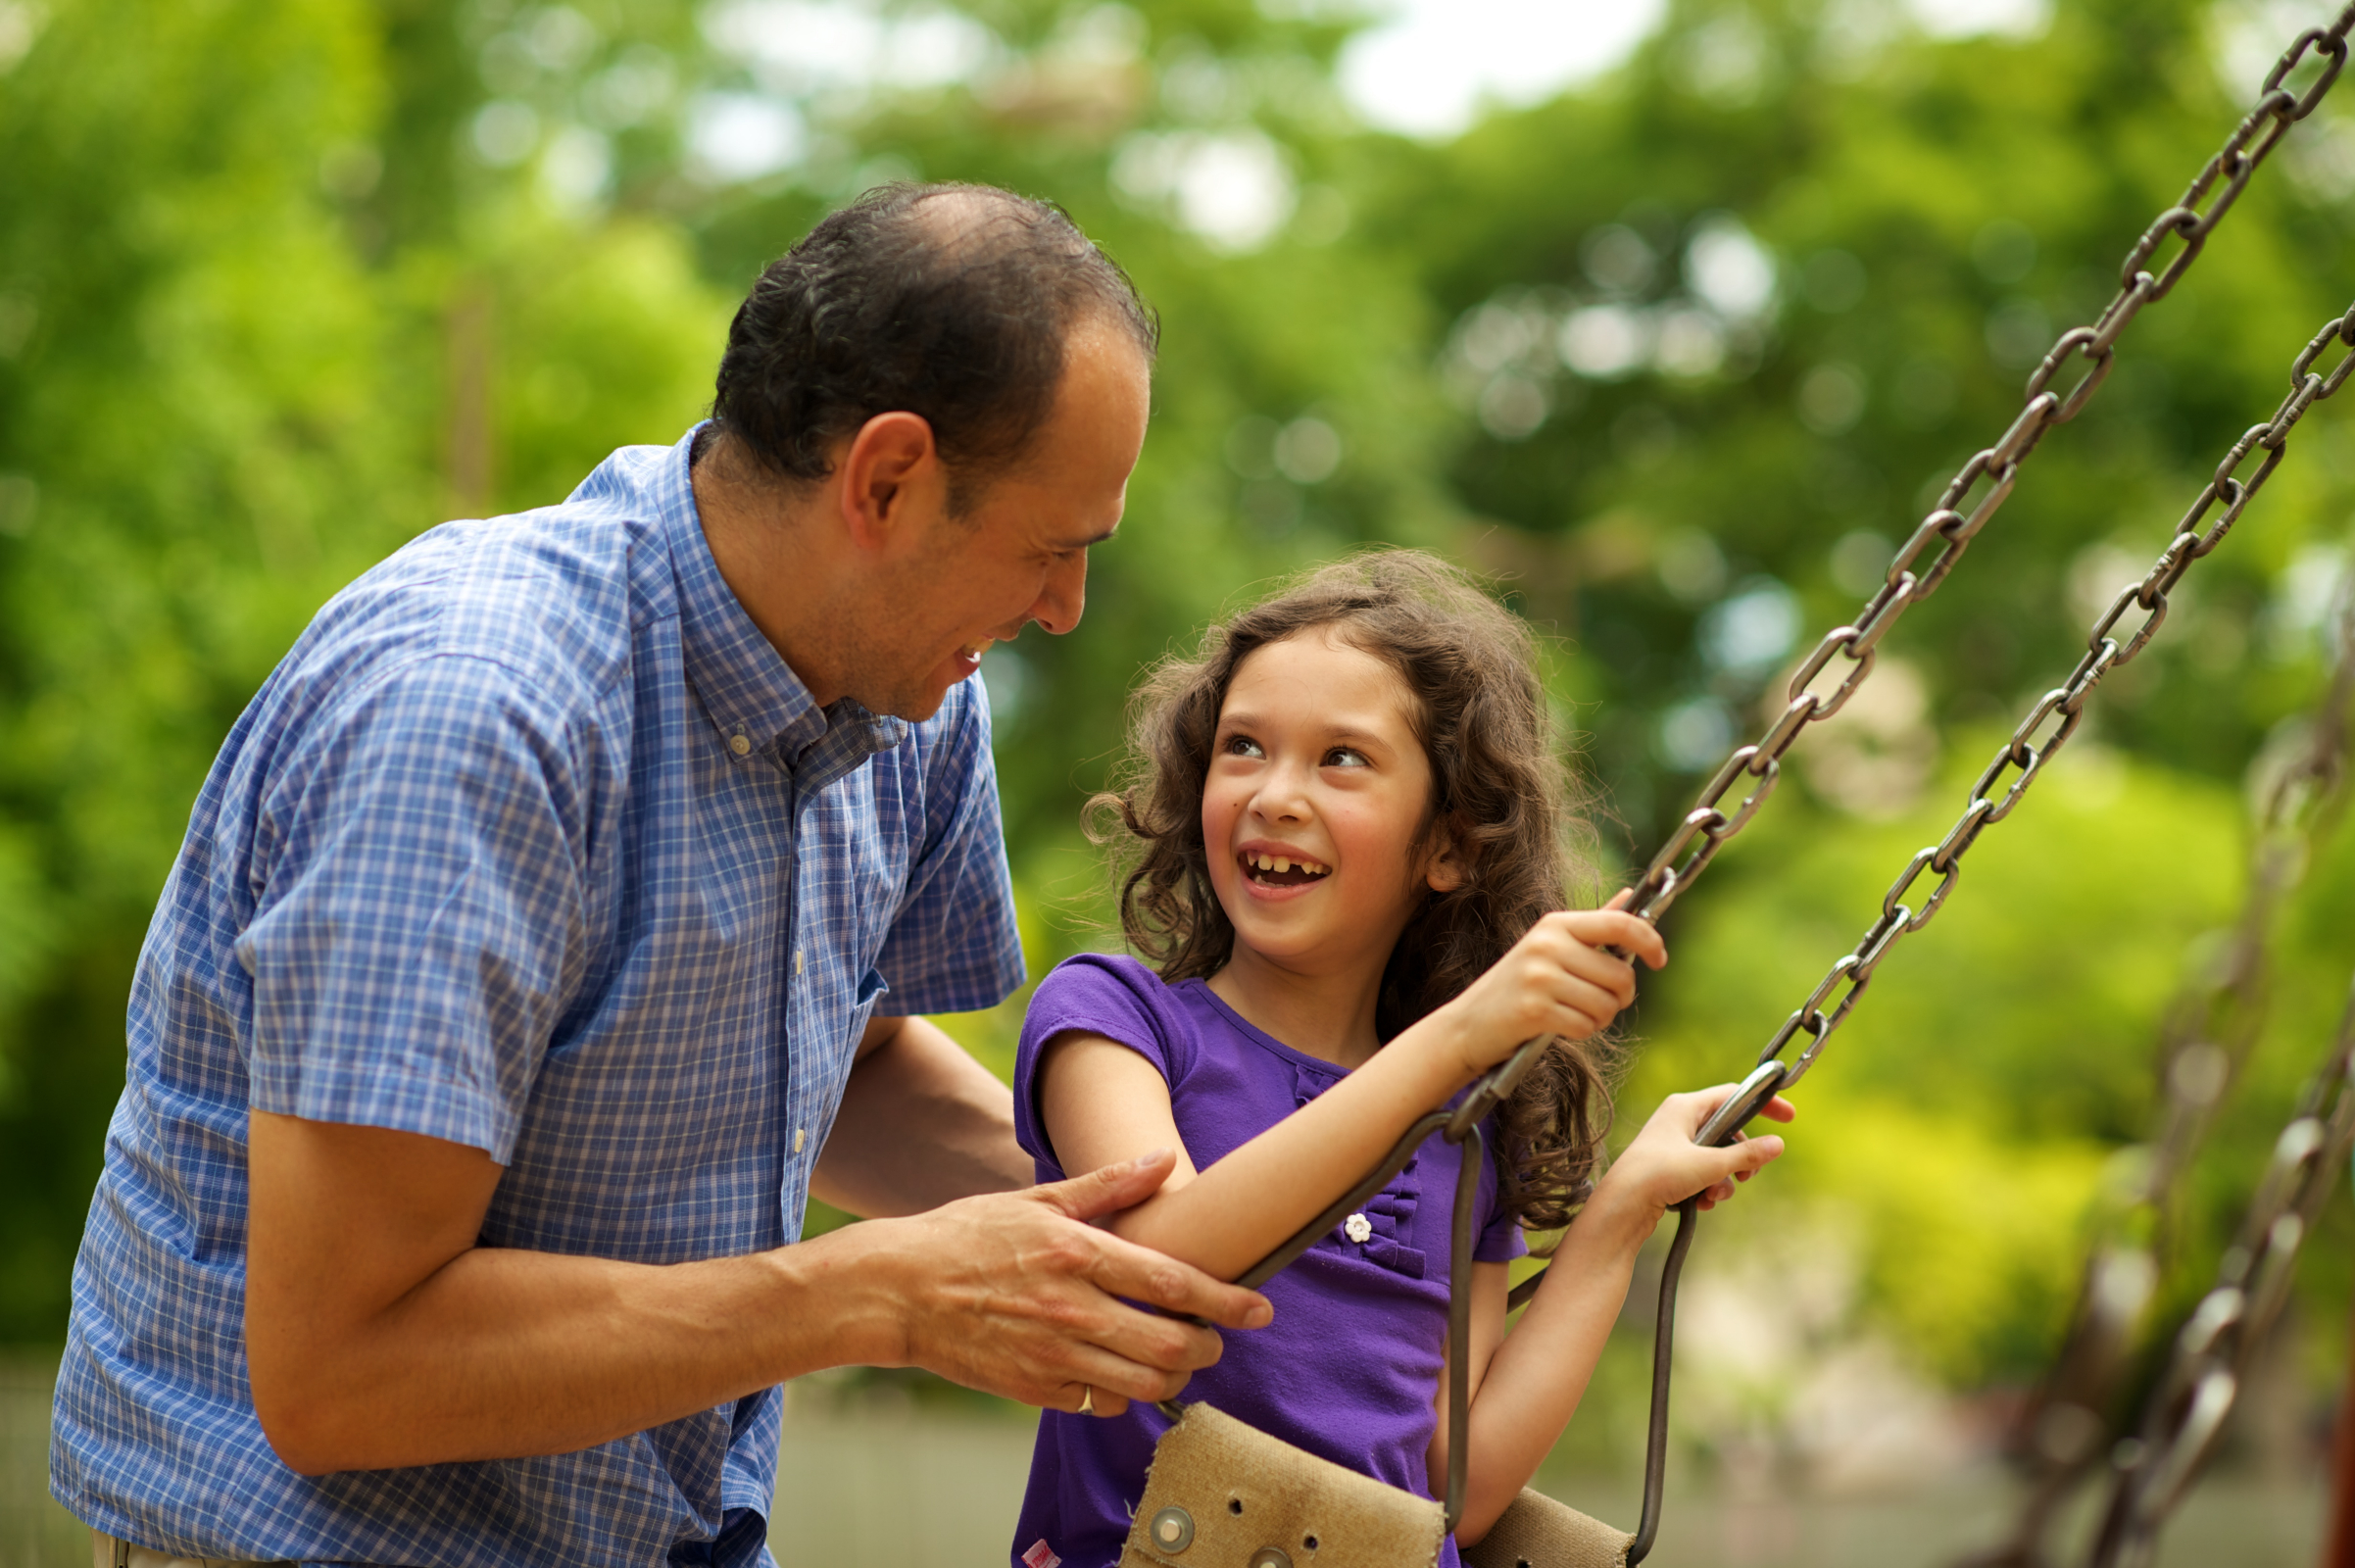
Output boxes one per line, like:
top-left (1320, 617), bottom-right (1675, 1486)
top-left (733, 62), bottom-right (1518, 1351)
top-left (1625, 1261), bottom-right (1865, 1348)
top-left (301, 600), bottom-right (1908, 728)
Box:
top-left (706, 182), bottom-right (1157, 511)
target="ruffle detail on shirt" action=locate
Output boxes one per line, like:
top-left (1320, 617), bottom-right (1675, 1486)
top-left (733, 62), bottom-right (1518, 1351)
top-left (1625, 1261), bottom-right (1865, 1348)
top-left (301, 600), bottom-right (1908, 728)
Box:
top-left (1297, 1061), bottom-right (1430, 1279)
top-left (1358, 1160), bottom-right (1427, 1279)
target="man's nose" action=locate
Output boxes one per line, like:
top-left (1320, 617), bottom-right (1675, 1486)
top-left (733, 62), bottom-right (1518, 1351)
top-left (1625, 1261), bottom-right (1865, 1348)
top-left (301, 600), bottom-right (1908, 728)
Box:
top-left (1023, 551), bottom-right (1089, 638)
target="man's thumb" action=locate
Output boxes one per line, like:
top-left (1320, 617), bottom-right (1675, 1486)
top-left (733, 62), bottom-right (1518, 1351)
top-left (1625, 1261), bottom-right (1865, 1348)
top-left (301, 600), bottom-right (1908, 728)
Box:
top-left (1040, 1148), bottom-right (1177, 1221)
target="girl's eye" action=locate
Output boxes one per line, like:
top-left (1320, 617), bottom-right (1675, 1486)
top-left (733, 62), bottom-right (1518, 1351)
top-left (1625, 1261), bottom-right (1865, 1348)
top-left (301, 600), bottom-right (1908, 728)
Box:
top-left (1324, 747), bottom-right (1370, 768)
top-left (1223, 734), bottom-right (1265, 759)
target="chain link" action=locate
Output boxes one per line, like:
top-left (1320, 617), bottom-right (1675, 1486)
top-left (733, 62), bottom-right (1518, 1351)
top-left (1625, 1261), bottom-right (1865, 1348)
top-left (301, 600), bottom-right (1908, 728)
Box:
top-left (1955, 571), bottom-right (2355, 1568)
top-left (2082, 983), bottom-right (2355, 1568)
top-left (1621, 1), bottom-right (2355, 937)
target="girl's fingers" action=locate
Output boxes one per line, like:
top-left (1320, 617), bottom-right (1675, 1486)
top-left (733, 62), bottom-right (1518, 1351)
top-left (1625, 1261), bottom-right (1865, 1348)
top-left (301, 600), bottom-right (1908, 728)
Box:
top-left (1547, 971), bottom-right (1633, 1030)
top-left (1556, 943), bottom-right (1640, 1008)
top-left (1542, 907), bottom-right (1665, 970)
top-left (1578, 911), bottom-right (1666, 969)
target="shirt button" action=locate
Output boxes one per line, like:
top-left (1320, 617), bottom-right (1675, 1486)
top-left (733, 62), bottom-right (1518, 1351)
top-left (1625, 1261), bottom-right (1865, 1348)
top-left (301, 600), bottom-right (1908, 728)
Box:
top-left (794, 1127), bottom-right (808, 1153)
top-left (728, 733), bottom-right (752, 756)
top-left (795, 949), bottom-right (804, 975)
top-left (1344, 1213), bottom-right (1373, 1245)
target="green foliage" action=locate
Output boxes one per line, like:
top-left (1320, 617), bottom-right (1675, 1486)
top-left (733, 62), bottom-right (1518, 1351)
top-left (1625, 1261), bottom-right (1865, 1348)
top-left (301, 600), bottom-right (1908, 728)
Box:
top-left (1629, 741), bottom-right (2244, 1384)
top-left (0, 0), bottom-right (2346, 1436)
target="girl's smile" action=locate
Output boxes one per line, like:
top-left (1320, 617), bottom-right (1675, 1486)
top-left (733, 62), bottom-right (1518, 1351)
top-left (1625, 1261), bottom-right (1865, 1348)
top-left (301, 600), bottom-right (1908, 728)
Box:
top-left (1234, 839), bottom-right (1333, 896)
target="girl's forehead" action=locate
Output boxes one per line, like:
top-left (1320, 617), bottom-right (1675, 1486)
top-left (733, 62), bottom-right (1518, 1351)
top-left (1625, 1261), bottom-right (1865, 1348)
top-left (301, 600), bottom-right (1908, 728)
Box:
top-left (1222, 629), bottom-right (1415, 722)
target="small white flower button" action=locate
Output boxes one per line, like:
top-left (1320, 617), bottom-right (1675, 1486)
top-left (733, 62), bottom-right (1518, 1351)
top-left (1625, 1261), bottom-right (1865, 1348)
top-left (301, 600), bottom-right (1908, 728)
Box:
top-left (1343, 1212), bottom-right (1373, 1245)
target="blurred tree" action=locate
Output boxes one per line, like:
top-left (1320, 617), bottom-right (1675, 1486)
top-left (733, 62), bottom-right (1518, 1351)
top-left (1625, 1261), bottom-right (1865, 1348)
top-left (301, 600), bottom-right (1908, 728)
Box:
top-left (0, 0), bottom-right (2345, 1450)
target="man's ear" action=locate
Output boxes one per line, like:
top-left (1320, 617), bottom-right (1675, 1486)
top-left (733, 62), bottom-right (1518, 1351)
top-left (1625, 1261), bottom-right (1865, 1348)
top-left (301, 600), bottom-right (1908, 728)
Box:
top-left (1424, 817), bottom-right (1474, 894)
top-left (835, 411), bottom-right (942, 549)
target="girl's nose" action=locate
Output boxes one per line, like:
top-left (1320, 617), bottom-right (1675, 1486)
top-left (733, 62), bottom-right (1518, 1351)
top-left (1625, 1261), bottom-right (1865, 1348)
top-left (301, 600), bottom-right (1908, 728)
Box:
top-left (1251, 761), bottom-right (1313, 821)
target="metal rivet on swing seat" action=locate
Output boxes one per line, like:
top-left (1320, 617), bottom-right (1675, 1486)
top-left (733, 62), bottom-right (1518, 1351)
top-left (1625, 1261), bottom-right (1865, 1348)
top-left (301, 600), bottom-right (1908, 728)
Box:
top-left (1249, 1550), bottom-right (1292, 1568)
top-left (1150, 1506), bottom-right (1195, 1551)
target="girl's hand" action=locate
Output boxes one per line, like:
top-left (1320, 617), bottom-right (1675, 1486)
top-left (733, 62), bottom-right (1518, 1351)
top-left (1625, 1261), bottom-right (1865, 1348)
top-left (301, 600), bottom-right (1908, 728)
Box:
top-left (1595, 1084), bottom-right (1794, 1228)
top-left (1433, 890), bottom-right (1667, 1075)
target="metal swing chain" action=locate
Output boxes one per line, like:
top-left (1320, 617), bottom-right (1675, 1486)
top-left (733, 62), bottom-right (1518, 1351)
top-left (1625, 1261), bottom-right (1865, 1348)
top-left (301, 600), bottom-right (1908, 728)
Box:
top-left (1962, 565), bottom-right (2355, 1568)
top-left (1604, 6), bottom-right (2355, 947)
top-left (1472, 4), bottom-right (2355, 1263)
top-left (1690, 285), bottom-right (2355, 1152)
top-left (2082, 975), bottom-right (2355, 1568)
top-left (1383, 18), bottom-right (2355, 1564)
top-left (1455, 1), bottom-right (2355, 1152)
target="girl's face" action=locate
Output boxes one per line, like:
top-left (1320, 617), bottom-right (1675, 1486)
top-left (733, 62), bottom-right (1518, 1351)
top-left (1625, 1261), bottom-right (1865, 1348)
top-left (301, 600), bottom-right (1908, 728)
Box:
top-left (1202, 629), bottom-right (1461, 978)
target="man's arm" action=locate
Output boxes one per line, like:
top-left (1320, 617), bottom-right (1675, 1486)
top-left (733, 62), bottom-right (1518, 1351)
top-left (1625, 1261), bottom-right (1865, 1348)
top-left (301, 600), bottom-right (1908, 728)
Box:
top-left (811, 1013), bottom-right (1029, 1218)
top-left (244, 1112), bottom-right (1270, 1476)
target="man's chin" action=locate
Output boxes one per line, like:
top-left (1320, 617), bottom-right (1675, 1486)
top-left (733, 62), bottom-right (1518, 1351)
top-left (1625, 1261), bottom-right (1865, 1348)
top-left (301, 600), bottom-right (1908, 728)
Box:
top-left (867, 664), bottom-right (965, 723)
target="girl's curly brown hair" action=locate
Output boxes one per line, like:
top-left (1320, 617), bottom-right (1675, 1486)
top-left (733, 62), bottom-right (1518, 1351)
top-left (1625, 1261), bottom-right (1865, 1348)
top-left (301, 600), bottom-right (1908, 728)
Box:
top-left (1088, 549), bottom-right (1617, 1236)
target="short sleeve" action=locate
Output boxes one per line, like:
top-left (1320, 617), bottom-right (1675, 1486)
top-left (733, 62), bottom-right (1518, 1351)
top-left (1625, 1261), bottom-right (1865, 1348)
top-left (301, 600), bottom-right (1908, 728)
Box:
top-left (1011, 954), bottom-right (1187, 1172)
top-left (235, 656), bottom-right (587, 1162)
top-left (870, 680), bottom-right (1025, 1016)
top-left (1475, 1133), bottom-right (1530, 1264)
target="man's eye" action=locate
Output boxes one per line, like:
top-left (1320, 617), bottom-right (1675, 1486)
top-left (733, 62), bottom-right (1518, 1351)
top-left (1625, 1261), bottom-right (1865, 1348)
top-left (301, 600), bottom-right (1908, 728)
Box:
top-left (1223, 735), bottom-right (1264, 759)
top-left (1325, 748), bottom-right (1369, 768)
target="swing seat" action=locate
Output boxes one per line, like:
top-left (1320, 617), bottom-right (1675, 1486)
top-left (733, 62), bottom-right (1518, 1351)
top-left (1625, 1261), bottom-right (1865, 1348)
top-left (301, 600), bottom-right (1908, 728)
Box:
top-left (1120, 1402), bottom-right (1445, 1568)
top-left (1461, 1490), bottom-right (1633, 1568)
top-left (1118, 1403), bottom-right (1633, 1568)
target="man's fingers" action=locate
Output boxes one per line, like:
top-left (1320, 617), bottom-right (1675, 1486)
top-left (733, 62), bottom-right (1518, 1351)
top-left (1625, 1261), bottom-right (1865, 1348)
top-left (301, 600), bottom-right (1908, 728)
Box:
top-left (1052, 1333), bottom-right (1206, 1406)
top-left (1064, 1384), bottom-right (1131, 1419)
top-left (1032, 1147), bottom-right (1177, 1223)
top-left (1089, 1230), bottom-right (1273, 1331)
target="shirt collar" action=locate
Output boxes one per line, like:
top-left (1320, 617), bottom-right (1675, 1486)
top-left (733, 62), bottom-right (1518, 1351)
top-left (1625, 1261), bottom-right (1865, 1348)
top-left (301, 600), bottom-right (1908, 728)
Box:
top-left (658, 425), bottom-right (907, 782)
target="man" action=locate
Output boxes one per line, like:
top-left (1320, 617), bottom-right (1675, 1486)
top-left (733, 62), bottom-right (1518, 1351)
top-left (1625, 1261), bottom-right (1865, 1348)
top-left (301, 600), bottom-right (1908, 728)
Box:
top-left (51, 183), bottom-right (1270, 1567)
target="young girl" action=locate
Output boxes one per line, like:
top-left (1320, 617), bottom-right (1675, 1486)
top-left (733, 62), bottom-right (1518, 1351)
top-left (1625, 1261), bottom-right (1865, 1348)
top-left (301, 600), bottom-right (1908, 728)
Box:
top-left (1008, 551), bottom-right (1791, 1566)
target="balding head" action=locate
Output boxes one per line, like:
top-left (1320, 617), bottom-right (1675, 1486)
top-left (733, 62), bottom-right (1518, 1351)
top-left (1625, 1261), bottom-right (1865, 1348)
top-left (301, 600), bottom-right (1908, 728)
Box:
top-left (708, 181), bottom-right (1157, 514)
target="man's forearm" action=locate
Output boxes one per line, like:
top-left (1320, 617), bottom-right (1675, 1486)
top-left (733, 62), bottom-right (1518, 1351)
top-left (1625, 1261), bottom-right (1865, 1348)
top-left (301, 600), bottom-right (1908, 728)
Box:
top-left (812, 1014), bottom-right (1031, 1217)
top-left (252, 1222), bottom-right (903, 1475)
top-left (248, 1113), bottom-right (1272, 1474)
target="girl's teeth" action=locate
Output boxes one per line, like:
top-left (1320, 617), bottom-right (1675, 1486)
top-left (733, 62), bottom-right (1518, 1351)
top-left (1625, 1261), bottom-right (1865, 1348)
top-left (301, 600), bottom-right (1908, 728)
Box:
top-left (1244, 853), bottom-right (1332, 876)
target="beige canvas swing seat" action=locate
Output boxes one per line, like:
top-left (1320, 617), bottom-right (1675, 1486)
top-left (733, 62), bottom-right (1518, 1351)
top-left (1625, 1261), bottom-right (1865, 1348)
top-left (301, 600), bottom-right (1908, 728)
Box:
top-left (1115, 1042), bottom-right (1718, 1568)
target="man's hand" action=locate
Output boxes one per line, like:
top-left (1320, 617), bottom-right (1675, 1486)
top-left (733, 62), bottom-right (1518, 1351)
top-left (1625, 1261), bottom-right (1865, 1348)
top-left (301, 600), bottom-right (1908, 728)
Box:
top-left (847, 1148), bottom-right (1275, 1419)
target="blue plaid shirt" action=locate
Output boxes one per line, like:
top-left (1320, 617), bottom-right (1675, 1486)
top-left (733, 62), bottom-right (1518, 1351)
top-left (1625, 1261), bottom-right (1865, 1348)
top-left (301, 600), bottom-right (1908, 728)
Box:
top-left (49, 428), bottom-right (1026, 1567)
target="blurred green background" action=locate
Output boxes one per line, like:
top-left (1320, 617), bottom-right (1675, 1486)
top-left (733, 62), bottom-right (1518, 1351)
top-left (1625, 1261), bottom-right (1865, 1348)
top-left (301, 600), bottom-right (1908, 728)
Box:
top-left (0, 0), bottom-right (2351, 1543)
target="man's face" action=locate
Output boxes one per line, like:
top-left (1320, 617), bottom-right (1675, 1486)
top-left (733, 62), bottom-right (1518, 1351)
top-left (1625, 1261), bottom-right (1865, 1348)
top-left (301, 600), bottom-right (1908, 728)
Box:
top-left (850, 318), bottom-right (1152, 720)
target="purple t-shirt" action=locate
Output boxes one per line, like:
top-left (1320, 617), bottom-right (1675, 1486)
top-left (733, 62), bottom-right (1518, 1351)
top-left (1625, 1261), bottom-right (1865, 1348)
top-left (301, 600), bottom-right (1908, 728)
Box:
top-left (1008, 954), bottom-right (1527, 1568)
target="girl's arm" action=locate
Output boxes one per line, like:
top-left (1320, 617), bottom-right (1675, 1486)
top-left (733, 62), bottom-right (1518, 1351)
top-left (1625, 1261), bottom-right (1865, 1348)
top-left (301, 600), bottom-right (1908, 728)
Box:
top-left (1437, 1086), bottom-right (1795, 1544)
top-left (1038, 907), bottom-right (1662, 1281)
